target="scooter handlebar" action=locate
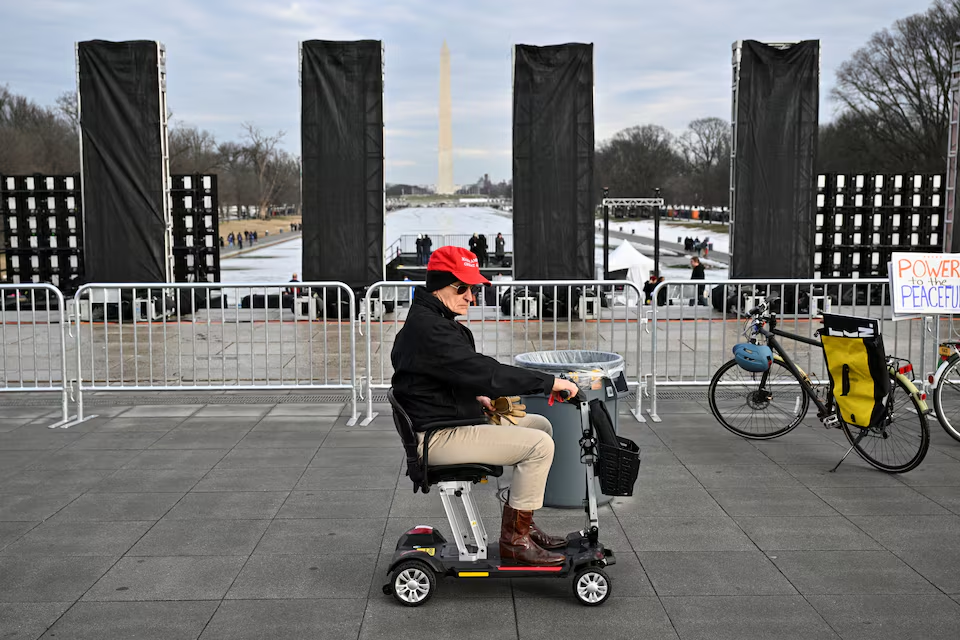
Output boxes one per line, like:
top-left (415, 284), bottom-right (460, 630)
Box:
top-left (557, 389), bottom-right (584, 405)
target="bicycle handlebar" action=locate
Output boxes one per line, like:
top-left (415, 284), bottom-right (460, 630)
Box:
top-left (749, 296), bottom-right (780, 319)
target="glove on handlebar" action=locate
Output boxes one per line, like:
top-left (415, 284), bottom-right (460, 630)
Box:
top-left (487, 396), bottom-right (527, 425)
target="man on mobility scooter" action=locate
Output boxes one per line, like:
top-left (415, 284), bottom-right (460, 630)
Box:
top-left (390, 246), bottom-right (581, 566)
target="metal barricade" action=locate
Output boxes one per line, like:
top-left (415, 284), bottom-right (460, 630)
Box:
top-left (360, 280), bottom-right (648, 425)
top-left (646, 278), bottom-right (933, 422)
top-left (70, 282), bottom-right (358, 425)
top-left (0, 283), bottom-right (72, 427)
top-left (927, 313), bottom-right (959, 390)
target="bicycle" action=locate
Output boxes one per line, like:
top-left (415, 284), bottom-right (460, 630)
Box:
top-left (930, 339), bottom-right (960, 442)
top-left (707, 297), bottom-right (930, 473)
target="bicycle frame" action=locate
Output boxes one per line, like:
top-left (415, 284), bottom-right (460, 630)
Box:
top-left (755, 315), bottom-right (833, 420)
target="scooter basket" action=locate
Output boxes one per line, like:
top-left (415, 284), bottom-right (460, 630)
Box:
top-left (596, 436), bottom-right (641, 496)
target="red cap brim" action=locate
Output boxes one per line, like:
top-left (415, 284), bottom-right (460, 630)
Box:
top-left (453, 268), bottom-right (490, 286)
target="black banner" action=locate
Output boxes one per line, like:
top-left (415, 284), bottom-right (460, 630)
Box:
top-left (731, 40), bottom-right (819, 279)
top-left (78, 40), bottom-right (166, 283)
top-left (513, 44), bottom-right (595, 280)
top-left (301, 40), bottom-right (384, 289)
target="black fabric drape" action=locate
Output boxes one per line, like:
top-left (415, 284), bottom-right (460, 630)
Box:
top-left (78, 40), bottom-right (166, 283)
top-left (731, 40), bottom-right (819, 279)
top-left (301, 40), bottom-right (384, 288)
top-left (513, 43), bottom-right (595, 280)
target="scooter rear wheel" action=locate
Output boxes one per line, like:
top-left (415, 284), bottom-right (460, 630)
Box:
top-left (573, 567), bottom-right (611, 606)
top-left (390, 560), bottom-right (436, 607)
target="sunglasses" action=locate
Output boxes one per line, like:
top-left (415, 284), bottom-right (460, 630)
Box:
top-left (449, 283), bottom-right (482, 296)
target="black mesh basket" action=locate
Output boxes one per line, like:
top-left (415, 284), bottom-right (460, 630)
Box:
top-left (596, 435), bottom-right (641, 496)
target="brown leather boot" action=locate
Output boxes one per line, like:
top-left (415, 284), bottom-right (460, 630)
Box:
top-left (499, 503), bottom-right (565, 566)
top-left (529, 520), bottom-right (567, 550)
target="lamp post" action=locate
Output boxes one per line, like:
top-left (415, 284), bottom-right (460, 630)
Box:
top-left (602, 187), bottom-right (610, 279)
top-left (654, 187), bottom-right (662, 277)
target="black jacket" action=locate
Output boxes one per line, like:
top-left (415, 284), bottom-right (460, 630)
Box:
top-left (391, 288), bottom-right (554, 430)
top-left (691, 264), bottom-right (706, 280)
top-left (642, 280), bottom-right (656, 303)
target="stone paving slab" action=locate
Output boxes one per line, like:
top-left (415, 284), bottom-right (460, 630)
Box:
top-left (2, 398), bottom-right (960, 639)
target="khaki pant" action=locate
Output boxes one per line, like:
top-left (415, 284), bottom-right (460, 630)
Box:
top-left (418, 414), bottom-right (554, 511)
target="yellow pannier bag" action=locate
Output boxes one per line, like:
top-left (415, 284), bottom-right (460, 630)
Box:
top-left (819, 314), bottom-right (890, 428)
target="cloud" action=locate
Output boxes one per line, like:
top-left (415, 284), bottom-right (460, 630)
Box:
top-left (454, 148), bottom-right (511, 158)
top-left (0, 0), bottom-right (937, 185)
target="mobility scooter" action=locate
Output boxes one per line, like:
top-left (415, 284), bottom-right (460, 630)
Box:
top-left (383, 386), bottom-right (640, 606)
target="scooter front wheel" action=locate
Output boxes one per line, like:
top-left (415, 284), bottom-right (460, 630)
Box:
top-left (390, 560), bottom-right (436, 607)
top-left (573, 567), bottom-right (611, 606)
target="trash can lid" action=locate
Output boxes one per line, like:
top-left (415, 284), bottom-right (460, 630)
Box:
top-left (514, 350), bottom-right (624, 375)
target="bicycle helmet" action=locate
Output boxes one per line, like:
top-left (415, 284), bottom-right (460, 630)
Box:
top-left (732, 343), bottom-right (773, 373)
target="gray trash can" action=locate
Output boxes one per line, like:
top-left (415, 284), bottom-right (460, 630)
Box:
top-left (514, 350), bottom-right (627, 509)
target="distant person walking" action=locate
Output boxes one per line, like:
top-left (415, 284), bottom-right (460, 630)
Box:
top-left (495, 232), bottom-right (505, 265)
top-left (416, 234), bottom-right (424, 266)
top-left (477, 233), bottom-right (490, 267)
top-left (286, 272), bottom-right (300, 296)
top-left (690, 257), bottom-right (706, 305)
top-left (469, 233), bottom-right (480, 255)
top-left (656, 275), bottom-right (668, 306)
top-left (642, 272), bottom-right (657, 305)
top-left (423, 234), bottom-right (433, 264)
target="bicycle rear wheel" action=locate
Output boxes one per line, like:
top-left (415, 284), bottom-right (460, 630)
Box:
top-left (840, 374), bottom-right (929, 473)
top-left (708, 358), bottom-right (809, 440)
top-left (933, 357), bottom-right (960, 443)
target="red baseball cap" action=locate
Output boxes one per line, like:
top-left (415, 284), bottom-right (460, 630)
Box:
top-left (427, 246), bottom-right (490, 285)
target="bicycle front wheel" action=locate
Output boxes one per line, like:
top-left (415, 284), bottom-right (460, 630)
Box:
top-left (933, 357), bottom-right (960, 443)
top-left (840, 373), bottom-right (929, 473)
top-left (708, 358), bottom-right (809, 440)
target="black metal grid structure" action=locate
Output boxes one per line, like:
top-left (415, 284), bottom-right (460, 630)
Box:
top-left (170, 174), bottom-right (220, 283)
top-left (2, 173), bottom-right (220, 289)
top-left (1, 174), bottom-right (84, 293)
top-left (815, 173), bottom-right (944, 278)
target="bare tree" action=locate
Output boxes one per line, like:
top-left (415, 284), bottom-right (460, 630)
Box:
top-left (55, 91), bottom-right (79, 132)
top-left (832, 0), bottom-right (960, 171)
top-left (240, 123), bottom-right (290, 219)
top-left (0, 85), bottom-right (79, 174)
top-left (817, 111), bottom-right (892, 172)
top-left (679, 117), bottom-right (730, 205)
top-left (596, 124), bottom-right (684, 200)
top-left (168, 123), bottom-right (220, 174)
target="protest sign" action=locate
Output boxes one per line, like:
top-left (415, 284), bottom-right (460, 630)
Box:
top-left (891, 252), bottom-right (960, 315)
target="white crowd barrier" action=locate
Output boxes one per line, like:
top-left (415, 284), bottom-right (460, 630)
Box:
top-left (69, 282), bottom-right (358, 425)
top-left (646, 278), bottom-right (933, 422)
top-left (0, 277), bottom-right (947, 430)
top-left (360, 280), bottom-right (648, 425)
top-left (0, 283), bottom-right (72, 427)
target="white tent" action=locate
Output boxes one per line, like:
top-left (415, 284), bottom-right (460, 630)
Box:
top-left (607, 240), bottom-right (655, 289)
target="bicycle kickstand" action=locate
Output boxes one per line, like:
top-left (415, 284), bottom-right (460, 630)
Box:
top-left (829, 430), bottom-right (869, 473)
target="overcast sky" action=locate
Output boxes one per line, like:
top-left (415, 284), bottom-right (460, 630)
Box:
top-left (0, 0), bottom-right (935, 186)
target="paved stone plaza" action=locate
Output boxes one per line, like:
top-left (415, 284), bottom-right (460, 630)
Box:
top-left (2, 394), bottom-right (960, 639)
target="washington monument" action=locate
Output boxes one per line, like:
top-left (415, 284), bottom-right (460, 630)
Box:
top-left (438, 41), bottom-right (454, 194)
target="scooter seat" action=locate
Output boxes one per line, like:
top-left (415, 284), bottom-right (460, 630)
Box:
top-left (426, 463), bottom-right (504, 484)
